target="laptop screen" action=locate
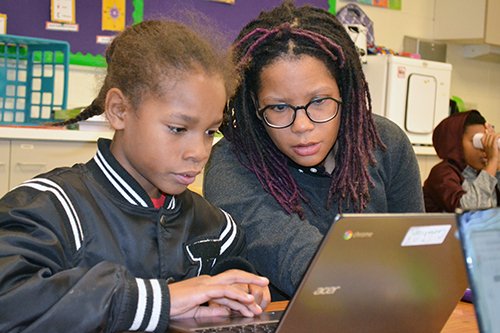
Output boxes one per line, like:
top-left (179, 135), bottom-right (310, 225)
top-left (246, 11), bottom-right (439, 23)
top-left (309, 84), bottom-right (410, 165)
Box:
top-left (457, 207), bottom-right (500, 333)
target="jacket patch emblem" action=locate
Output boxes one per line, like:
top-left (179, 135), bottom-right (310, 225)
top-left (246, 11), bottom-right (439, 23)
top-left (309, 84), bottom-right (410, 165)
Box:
top-left (186, 239), bottom-right (222, 276)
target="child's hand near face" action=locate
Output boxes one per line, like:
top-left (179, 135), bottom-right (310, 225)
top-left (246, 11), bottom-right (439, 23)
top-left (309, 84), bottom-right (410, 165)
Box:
top-left (483, 122), bottom-right (500, 174)
top-left (168, 270), bottom-right (269, 319)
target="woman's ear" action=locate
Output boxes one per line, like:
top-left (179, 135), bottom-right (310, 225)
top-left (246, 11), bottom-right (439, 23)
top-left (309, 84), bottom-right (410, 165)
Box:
top-left (105, 88), bottom-right (130, 131)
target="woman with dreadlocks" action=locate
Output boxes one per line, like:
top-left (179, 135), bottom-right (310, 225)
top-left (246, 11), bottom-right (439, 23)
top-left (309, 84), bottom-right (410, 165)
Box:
top-left (203, 2), bottom-right (424, 299)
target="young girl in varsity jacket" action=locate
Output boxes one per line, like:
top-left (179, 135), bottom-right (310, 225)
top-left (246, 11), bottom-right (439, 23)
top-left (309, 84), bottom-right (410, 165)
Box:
top-left (0, 20), bottom-right (269, 332)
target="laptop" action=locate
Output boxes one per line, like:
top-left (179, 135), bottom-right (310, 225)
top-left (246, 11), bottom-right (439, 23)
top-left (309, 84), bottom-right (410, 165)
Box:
top-left (456, 206), bottom-right (500, 333)
top-left (168, 213), bottom-right (468, 333)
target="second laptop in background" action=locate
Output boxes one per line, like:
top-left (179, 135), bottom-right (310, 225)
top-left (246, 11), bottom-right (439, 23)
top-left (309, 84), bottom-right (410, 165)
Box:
top-left (457, 207), bottom-right (500, 333)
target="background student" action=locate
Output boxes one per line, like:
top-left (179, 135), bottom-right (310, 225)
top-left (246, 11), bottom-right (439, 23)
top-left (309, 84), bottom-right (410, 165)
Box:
top-left (423, 110), bottom-right (500, 212)
top-left (203, 1), bottom-right (424, 299)
top-left (0, 19), bottom-right (270, 332)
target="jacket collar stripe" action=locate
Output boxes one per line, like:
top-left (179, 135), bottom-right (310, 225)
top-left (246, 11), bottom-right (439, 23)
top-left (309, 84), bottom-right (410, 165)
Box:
top-left (15, 178), bottom-right (83, 250)
top-left (129, 278), bottom-right (147, 331)
top-left (219, 210), bottom-right (237, 254)
top-left (93, 154), bottom-right (137, 205)
top-left (166, 196), bottom-right (176, 210)
top-left (94, 150), bottom-right (148, 207)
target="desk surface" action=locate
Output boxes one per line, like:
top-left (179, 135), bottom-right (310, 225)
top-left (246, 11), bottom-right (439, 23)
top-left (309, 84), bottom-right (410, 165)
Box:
top-left (266, 301), bottom-right (479, 332)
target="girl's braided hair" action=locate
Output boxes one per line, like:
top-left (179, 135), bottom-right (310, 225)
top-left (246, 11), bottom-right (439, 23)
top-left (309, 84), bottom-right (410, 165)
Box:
top-left (52, 19), bottom-right (236, 126)
top-left (221, 2), bottom-right (385, 219)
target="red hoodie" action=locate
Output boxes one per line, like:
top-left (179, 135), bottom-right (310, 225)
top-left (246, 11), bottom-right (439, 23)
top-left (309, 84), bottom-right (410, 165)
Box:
top-left (423, 111), bottom-right (475, 212)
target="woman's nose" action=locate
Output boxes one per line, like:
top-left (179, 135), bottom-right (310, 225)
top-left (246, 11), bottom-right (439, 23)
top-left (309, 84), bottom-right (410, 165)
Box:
top-left (291, 108), bottom-right (315, 133)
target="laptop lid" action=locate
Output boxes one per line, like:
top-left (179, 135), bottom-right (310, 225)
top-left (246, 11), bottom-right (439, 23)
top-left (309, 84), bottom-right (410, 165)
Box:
top-left (169, 213), bottom-right (468, 333)
top-left (456, 207), bottom-right (500, 333)
top-left (274, 213), bottom-right (468, 333)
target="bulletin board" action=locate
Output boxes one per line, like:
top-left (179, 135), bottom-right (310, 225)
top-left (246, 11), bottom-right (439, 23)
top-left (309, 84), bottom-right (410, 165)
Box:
top-left (1, 0), bottom-right (330, 67)
top-left (141, 0), bottom-right (330, 46)
top-left (1, 0), bottom-right (137, 67)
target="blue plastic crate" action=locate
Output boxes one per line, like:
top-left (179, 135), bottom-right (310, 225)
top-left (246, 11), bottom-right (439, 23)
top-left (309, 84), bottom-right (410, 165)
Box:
top-left (0, 34), bottom-right (69, 126)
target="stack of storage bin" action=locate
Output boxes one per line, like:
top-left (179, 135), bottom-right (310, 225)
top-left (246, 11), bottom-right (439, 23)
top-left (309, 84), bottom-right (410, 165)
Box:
top-left (0, 34), bottom-right (69, 126)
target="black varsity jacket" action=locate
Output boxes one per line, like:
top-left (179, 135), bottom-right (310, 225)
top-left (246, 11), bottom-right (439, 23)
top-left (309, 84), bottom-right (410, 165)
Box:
top-left (0, 138), bottom-right (249, 332)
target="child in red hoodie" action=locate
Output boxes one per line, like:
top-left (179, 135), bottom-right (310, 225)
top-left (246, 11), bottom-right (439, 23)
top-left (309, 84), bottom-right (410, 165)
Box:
top-left (423, 110), bottom-right (500, 212)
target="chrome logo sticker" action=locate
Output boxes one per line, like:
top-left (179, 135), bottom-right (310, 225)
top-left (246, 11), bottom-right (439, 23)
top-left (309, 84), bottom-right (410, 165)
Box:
top-left (343, 230), bottom-right (353, 240)
top-left (344, 230), bottom-right (374, 240)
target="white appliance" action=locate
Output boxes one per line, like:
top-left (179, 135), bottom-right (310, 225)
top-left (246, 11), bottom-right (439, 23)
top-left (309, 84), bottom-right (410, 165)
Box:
top-left (362, 54), bottom-right (452, 146)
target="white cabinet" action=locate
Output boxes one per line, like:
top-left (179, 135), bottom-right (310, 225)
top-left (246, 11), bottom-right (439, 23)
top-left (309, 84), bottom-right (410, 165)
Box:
top-left (434, 0), bottom-right (500, 46)
top-left (1, 139), bottom-right (97, 198)
top-left (0, 139), bottom-right (10, 195)
top-left (362, 55), bottom-right (452, 146)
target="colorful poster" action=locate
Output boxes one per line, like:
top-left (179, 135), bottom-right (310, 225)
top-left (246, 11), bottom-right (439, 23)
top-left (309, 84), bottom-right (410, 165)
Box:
top-left (0, 14), bottom-right (6, 34)
top-left (342, 0), bottom-right (401, 10)
top-left (373, 0), bottom-right (388, 7)
top-left (389, 0), bottom-right (402, 10)
top-left (51, 0), bottom-right (75, 23)
top-left (102, 0), bottom-right (126, 31)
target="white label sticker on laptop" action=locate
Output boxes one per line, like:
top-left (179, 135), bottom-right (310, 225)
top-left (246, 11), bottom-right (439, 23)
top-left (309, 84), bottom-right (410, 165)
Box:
top-left (401, 225), bottom-right (452, 246)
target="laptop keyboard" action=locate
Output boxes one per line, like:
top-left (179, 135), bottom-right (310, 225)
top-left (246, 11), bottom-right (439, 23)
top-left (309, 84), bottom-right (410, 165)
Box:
top-left (193, 322), bottom-right (277, 332)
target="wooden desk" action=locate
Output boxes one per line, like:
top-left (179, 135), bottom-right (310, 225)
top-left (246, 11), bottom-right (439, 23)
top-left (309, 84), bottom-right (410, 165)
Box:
top-left (266, 301), bottom-right (479, 332)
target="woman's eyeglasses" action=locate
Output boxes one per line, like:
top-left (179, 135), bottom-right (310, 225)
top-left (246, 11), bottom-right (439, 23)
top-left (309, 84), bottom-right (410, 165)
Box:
top-left (258, 96), bottom-right (342, 129)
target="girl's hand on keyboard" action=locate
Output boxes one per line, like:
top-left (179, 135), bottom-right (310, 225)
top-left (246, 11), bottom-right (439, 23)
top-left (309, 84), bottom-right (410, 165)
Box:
top-left (248, 283), bottom-right (271, 312)
top-left (211, 282), bottom-right (271, 316)
top-left (169, 269), bottom-right (269, 319)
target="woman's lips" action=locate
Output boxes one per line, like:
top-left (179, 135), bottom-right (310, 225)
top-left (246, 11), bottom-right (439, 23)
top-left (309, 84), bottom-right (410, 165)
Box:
top-left (292, 142), bottom-right (320, 156)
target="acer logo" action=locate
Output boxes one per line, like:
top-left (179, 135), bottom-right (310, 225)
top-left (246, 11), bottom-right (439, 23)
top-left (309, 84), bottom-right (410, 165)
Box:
top-left (313, 286), bottom-right (341, 295)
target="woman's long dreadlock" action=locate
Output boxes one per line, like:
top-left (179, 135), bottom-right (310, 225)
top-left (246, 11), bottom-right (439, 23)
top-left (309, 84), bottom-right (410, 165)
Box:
top-left (221, 2), bottom-right (385, 219)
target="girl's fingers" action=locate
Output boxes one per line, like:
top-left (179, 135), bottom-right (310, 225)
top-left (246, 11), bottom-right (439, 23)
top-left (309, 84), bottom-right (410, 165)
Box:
top-left (249, 284), bottom-right (271, 311)
top-left (172, 304), bottom-right (231, 320)
top-left (208, 297), bottom-right (262, 317)
top-left (169, 271), bottom-right (269, 318)
top-left (209, 270), bottom-right (269, 287)
top-left (203, 284), bottom-right (256, 304)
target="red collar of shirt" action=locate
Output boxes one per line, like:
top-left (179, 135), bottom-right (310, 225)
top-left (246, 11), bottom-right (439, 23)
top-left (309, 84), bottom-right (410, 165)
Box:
top-left (151, 194), bottom-right (166, 209)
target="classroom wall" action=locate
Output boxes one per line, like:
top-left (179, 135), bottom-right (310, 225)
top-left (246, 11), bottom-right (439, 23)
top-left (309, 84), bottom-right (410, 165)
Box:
top-left (61, 0), bottom-right (330, 108)
top-left (64, 0), bottom-right (500, 153)
top-left (65, 65), bottom-right (105, 110)
top-left (142, 0), bottom-right (329, 46)
top-left (65, 1), bottom-right (500, 124)
top-left (4, 0), bottom-right (329, 56)
top-left (334, 0), bottom-right (500, 182)
top-left (333, 0), bottom-right (500, 128)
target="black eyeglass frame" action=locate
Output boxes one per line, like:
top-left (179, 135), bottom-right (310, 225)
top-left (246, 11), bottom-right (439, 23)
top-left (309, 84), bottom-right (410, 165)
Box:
top-left (257, 96), bottom-right (342, 129)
